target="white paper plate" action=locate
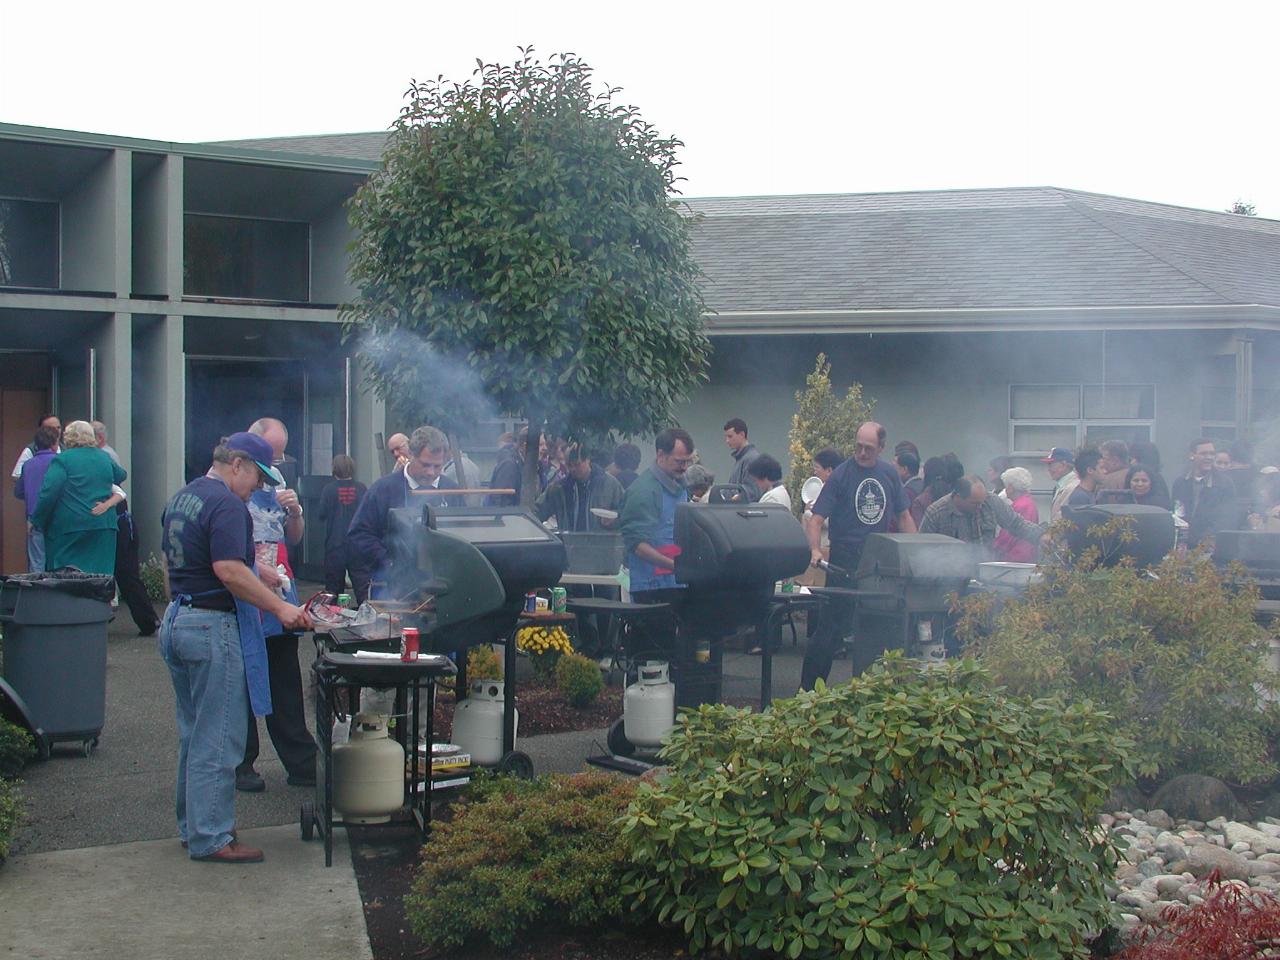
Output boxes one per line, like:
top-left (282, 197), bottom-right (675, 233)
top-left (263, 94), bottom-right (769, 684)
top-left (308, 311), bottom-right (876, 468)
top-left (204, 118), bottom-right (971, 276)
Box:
top-left (801, 476), bottom-right (824, 505)
top-left (590, 508), bottom-right (618, 520)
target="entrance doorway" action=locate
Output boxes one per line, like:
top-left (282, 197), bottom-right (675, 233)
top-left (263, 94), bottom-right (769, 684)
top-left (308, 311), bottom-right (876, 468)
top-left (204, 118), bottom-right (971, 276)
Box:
top-left (0, 354), bottom-right (51, 574)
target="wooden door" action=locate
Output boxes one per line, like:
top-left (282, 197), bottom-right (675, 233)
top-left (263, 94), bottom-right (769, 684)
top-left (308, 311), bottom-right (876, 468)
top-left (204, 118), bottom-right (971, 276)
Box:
top-left (0, 355), bottom-right (50, 574)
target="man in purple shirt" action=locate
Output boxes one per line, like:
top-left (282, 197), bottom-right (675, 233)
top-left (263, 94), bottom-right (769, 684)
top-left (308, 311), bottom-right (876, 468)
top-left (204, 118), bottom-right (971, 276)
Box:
top-left (15, 424), bottom-right (60, 572)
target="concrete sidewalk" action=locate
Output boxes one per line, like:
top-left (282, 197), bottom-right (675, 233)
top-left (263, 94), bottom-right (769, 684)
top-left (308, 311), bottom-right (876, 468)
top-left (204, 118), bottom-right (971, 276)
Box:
top-left (0, 824), bottom-right (371, 960)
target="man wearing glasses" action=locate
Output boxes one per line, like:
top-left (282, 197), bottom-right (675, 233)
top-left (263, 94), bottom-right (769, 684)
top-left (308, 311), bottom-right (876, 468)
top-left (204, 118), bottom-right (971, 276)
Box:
top-left (620, 428), bottom-right (695, 601)
top-left (801, 421), bottom-right (915, 689)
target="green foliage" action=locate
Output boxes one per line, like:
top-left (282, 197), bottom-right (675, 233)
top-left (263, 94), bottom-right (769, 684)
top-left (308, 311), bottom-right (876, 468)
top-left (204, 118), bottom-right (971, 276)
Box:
top-left (785, 353), bottom-right (873, 513)
top-left (0, 720), bottom-right (34, 779)
top-left (344, 48), bottom-right (710, 489)
top-left (405, 771), bottom-right (639, 950)
top-left (957, 547), bottom-right (1280, 784)
top-left (555, 651), bottom-right (604, 707)
top-left (0, 777), bottom-right (21, 863)
top-left (621, 656), bottom-right (1129, 959)
top-left (140, 553), bottom-right (167, 603)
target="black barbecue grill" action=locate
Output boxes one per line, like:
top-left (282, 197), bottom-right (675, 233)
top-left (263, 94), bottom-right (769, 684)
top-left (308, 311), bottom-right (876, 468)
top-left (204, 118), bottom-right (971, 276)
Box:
top-left (1214, 531), bottom-right (1280, 620)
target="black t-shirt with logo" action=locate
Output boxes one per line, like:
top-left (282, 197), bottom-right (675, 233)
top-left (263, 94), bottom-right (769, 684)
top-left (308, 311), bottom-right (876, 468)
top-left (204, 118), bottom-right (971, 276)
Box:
top-left (162, 475), bottom-right (254, 603)
top-left (812, 456), bottom-right (908, 556)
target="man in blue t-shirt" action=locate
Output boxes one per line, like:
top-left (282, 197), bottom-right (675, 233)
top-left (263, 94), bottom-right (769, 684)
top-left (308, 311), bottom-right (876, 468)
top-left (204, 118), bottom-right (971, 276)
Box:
top-left (801, 421), bottom-right (915, 690)
top-left (159, 432), bottom-right (312, 864)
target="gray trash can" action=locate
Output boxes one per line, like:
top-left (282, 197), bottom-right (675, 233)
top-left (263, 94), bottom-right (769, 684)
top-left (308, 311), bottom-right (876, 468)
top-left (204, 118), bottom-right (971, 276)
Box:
top-left (0, 570), bottom-right (114, 758)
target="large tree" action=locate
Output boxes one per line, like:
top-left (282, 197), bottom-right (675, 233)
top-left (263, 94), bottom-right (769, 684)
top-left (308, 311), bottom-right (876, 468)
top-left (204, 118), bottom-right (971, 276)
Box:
top-left (345, 49), bottom-right (710, 503)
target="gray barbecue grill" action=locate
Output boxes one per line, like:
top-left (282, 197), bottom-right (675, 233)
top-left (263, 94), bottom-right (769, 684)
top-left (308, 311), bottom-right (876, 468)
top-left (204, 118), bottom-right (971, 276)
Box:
top-left (823, 533), bottom-right (976, 672)
top-left (1214, 531), bottom-right (1280, 621)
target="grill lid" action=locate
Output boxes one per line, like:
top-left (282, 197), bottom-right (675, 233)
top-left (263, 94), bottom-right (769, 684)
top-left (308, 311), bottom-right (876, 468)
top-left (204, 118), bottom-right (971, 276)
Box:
top-left (855, 533), bottom-right (977, 581)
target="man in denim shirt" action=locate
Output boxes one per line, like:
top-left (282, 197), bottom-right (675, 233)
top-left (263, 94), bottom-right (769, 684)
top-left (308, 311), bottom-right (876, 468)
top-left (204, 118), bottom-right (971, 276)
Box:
top-left (620, 428), bottom-right (694, 599)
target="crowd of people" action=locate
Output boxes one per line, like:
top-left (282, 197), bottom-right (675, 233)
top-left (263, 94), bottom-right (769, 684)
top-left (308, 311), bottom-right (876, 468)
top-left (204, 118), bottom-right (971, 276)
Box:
top-left (11, 405), bottom-right (1279, 867)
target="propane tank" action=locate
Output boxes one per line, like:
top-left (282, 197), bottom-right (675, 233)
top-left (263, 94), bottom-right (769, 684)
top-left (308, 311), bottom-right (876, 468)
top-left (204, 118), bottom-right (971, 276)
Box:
top-left (452, 680), bottom-right (518, 766)
top-left (332, 713), bottom-right (404, 824)
top-left (624, 661), bottom-right (675, 749)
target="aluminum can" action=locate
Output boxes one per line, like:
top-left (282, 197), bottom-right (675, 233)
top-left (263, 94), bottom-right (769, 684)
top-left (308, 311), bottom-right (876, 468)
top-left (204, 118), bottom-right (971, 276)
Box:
top-left (337, 593), bottom-right (352, 608)
top-left (400, 627), bottom-right (420, 662)
top-left (524, 591), bottom-right (538, 613)
top-left (550, 587), bottom-right (567, 614)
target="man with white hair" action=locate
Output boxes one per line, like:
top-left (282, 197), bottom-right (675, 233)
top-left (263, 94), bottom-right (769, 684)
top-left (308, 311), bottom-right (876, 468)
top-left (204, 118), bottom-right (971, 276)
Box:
top-left (91, 420), bottom-right (121, 466)
top-left (386, 433), bottom-right (411, 474)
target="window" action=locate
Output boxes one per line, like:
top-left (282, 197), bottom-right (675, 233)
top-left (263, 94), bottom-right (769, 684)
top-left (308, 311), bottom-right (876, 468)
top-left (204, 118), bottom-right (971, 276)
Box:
top-left (1009, 383), bottom-right (1155, 490)
top-left (183, 213), bottom-right (309, 301)
top-left (0, 198), bottom-right (59, 288)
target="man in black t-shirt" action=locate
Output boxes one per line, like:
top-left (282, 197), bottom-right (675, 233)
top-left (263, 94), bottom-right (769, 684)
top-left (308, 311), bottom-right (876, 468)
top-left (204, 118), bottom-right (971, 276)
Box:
top-left (801, 422), bottom-right (915, 690)
top-left (159, 432), bottom-right (312, 864)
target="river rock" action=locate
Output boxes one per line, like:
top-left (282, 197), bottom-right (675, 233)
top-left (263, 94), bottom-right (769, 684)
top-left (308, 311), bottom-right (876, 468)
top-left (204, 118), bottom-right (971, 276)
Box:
top-left (1145, 809), bottom-right (1174, 830)
top-left (1183, 844), bottom-right (1250, 881)
top-left (1139, 858), bottom-right (1165, 878)
top-left (1223, 822), bottom-right (1280, 852)
top-left (1151, 775), bottom-right (1243, 822)
top-left (1249, 860), bottom-right (1280, 877)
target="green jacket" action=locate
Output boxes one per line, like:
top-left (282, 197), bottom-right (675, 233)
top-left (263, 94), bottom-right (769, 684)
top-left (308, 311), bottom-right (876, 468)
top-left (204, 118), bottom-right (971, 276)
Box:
top-left (32, 447), bottom-right (127, 539)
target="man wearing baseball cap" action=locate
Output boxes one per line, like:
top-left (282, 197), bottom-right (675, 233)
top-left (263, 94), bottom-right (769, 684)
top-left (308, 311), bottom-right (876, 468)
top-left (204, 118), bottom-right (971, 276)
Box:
top-left (157, 433), bottom-right (313, 864)
top-left (1042, 447), bottom-right (1080, 523)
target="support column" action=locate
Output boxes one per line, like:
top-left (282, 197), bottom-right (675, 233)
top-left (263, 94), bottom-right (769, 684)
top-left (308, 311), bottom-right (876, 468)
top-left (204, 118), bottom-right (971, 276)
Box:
top-left (91, 312), bottom-right (132, 479)
top-left (131, 315), bottom-right (185, 558)
top-left (1236, 335), bottom-right (1254, 439)
top-left (350, 359), bottom-right (386, 485)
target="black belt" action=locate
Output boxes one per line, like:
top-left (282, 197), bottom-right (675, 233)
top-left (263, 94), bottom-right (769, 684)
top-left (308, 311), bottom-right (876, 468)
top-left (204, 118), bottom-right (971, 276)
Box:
top-left (178, 597), bottom-right (236, 613)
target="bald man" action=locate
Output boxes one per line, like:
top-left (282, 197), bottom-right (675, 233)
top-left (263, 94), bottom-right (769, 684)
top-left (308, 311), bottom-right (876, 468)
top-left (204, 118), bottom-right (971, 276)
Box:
top-left (802, 421), bottom-right (915, 689)
top-left (386, 433), bottom-right (410, 474)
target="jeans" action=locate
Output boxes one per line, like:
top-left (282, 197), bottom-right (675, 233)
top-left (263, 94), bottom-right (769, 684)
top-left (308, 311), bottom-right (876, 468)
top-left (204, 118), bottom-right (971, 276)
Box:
top-left (26, 527), bottom-right (45, 573)
top-left (159, 603), bottom-right (248, 858)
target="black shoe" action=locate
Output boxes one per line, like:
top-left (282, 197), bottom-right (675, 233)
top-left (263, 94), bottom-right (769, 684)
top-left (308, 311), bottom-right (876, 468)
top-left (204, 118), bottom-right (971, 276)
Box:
top-left (235, 770), bottom-right (265, 793)
top-left (286, 771), bottom-right (316, 787)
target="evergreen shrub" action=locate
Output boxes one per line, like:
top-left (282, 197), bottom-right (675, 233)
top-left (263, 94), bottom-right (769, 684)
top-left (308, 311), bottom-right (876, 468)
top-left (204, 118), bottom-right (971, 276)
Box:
top-left (555, 652), bottom-right (604, 707)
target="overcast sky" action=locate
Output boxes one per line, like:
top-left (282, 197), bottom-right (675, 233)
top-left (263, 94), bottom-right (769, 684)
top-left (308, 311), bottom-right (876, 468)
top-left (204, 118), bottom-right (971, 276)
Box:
top-left (1, 1), bottom-right (1275, 216)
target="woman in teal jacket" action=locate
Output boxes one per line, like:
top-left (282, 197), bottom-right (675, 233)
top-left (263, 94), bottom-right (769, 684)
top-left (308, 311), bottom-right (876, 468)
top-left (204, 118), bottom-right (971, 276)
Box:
top-left (32, 421), bottom-right (127, 575)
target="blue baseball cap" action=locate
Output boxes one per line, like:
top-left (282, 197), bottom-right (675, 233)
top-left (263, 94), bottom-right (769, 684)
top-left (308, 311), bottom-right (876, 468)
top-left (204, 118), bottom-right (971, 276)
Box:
top-left (225, 432), bottom-right (281, 485)
top-left (1041, 447), bottom-right (1074, 465)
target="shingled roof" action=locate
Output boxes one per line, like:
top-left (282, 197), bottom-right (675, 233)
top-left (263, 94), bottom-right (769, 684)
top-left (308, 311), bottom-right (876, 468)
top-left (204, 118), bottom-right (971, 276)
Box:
top-left (684, 188), bottom-right (1280, 318)
top-left (201, 129), bottom-right (1280, 326)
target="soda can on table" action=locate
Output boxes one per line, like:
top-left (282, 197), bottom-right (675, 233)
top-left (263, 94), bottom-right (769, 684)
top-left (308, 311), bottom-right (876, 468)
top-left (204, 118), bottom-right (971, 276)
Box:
top-left (550, 586), bottom-right (567, 614)
top-left (337, 593), bottom-right (352, 608)
top-left (400, 627), bottom-right (420, 662)
top-left (524, 590), bottom-right (538, 614)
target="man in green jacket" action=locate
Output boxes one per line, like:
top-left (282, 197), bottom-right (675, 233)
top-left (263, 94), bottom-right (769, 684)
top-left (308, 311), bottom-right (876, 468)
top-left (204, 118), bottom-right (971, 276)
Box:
top-left (620, 429), bottom-right (694, 599)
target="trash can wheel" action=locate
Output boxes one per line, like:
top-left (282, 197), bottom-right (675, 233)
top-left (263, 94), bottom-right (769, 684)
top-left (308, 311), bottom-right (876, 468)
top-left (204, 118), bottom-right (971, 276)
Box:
top-left (496, 750), bottom-right (534, 779)
top-left (607, 718), bottom-right (636, 758)
top-left (35, 735), bottom-right (51, 762)
top-left (300, 801), bottom-right (315, 841)
top-left (82, 737), bottom-right (99, 758)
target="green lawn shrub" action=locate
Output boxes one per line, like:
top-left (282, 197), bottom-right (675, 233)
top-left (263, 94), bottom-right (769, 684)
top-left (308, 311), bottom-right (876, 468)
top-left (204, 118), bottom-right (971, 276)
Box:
top-left (621, 655), bottom-right (1129, 959)
top-left (466, 644), bottom-right (503, 681)
top-left (957, 548), bottom-right (1280, 784)
top-left (406, 771), bottom-right (639, 950)
top-left (139, 553), bottom-right (167, 603)
top-left (0, 719), bottom-right (34, 778)
top-left (0, 777), bottom-right (22, 863)
top-left (555, 652), bottom-right (604, 707)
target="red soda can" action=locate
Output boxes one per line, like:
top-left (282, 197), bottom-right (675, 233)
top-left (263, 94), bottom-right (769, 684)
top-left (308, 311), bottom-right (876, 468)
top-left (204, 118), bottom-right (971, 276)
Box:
top-left (400, 627), bottom-right (420, 662)
top-left (524, 591), bottom-right (538, 613)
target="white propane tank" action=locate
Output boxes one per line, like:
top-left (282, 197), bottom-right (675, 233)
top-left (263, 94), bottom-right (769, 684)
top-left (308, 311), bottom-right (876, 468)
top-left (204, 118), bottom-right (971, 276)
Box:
top-left (332, 713), bottom-right (404, 824)
top-left (624, 661), bottom-right (675, 749)
top-left (452, 680), bottom-right (518, 766)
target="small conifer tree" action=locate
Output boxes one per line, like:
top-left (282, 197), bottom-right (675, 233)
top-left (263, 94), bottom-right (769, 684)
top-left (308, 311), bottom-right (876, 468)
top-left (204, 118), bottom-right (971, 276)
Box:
top-left (785, 354), bottom-right (873, 512)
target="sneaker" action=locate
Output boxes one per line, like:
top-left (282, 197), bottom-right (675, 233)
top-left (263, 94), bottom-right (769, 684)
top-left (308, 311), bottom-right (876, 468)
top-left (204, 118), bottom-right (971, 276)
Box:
top-left (235, 770), bottom-right (265, 793)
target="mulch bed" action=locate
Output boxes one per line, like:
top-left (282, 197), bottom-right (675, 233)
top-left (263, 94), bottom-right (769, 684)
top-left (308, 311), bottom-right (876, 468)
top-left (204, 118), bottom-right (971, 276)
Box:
top-left (431, 678), bottom-right (622, 739)
top-left (349, 817), bottom-right (688, 960)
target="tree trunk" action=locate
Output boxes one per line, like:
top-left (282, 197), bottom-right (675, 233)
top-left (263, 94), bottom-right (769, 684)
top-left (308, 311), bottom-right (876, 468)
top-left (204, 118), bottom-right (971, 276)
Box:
top-left (520, 421), bottom-right (543, 509)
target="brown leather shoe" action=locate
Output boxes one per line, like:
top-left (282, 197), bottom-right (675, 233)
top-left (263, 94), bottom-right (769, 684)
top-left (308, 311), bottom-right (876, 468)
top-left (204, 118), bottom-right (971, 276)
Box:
top-left (193, 840), bottom-right (263, 863)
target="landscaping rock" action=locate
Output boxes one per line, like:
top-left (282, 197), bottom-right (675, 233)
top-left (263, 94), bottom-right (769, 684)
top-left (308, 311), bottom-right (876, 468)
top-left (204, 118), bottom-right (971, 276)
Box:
top-left (1251, 791), bottom-right (1280, 823)
top-left (1223, 821), bottom-right (1280, 853)
top-left (1145, 809), bottom-right (1174, 830)
top-left (1150, 775), bottom-right (1243, 821)
top-left (1248, 860), bottom-right (1280, 878)
top-left (1106, 785), bottom-right (1149, 814)
top-left (1183, 843), bottom-right (1250, 881)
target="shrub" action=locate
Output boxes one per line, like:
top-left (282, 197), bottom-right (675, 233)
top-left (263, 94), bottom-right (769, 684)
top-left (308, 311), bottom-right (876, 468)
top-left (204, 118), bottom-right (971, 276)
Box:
top-left (0, 720), bottom-right (34, 778)
top-left (139, 553), bottom-right (167, 603)
top-left (621, 655), bottom-right (1130, 959)
top-left (784, 353), bottom-right (873, 515)
top-left (406, 772), bottom-right (639, 950)
top-left (555, 652), bottom-right (604, 707)
top-left (0, 778), bottom-right (23, 863)
top-left (957, 548), bottom-right (1280, 784)
top-left (1117, 875), bottom-right (1280, 959)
